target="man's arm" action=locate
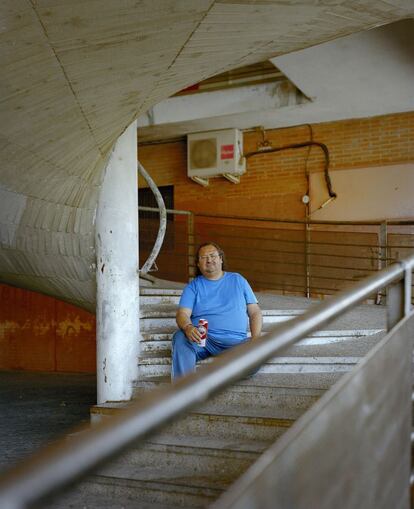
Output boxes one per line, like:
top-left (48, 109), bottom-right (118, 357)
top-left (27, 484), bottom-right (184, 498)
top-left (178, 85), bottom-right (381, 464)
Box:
top-left (247, 303), bottom-right (262, 340)
top-left (176, 307), bottom-right (202, 344)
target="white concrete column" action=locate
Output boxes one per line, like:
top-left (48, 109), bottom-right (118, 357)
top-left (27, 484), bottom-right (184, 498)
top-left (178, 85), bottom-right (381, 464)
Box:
top-left (96, 121), bottom-right (139, 404)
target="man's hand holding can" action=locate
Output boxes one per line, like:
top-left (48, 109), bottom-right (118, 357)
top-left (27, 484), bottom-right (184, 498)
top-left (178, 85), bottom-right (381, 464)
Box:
top-left (184, 319), bottom-right (208, 346)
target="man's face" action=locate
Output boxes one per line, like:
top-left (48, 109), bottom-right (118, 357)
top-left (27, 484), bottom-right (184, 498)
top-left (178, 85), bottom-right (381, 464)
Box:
top-left (197, 245), bottom-right (223, 279)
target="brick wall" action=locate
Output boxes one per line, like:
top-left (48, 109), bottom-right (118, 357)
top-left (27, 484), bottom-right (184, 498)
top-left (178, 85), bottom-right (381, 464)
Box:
top-left (138, 112), bottom-right (414, 291)
top-left (138, 113), bottom-right (414, 220)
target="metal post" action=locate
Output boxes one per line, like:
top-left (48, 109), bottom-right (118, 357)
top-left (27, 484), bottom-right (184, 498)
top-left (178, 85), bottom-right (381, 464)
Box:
top-left (305, 221), bottom-right (311, 298)
top-left (376, 221), bottom-right (387, 304)
top-left (403, 266), bottom-right (412, 317)
top-left (387, 263), bottom-right (412, 331)
top-left (387, 280), bottom-right (404, 331)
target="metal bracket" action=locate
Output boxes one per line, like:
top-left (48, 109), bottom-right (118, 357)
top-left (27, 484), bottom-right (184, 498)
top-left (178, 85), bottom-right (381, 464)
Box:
top-left (190, 176), bottom-right (209, 187)
top-left (222, 173), bottom-right (241, 184)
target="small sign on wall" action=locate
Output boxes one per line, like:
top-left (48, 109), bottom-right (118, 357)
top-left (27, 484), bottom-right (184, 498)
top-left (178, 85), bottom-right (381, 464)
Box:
top-left (221, 144), bottom-right (234, 160)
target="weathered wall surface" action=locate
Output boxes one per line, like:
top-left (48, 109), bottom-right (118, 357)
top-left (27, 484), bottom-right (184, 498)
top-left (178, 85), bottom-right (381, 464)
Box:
top-left (0, 284), bottom-right (95, 373)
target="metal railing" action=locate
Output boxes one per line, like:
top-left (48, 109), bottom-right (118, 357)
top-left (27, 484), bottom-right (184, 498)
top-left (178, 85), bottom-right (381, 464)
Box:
top-left (138, 208), bottom-right (414, 300)
top-left (137, 162), bottom-right (167, 274)
top-left (1, 254), bottom-right (413, 508)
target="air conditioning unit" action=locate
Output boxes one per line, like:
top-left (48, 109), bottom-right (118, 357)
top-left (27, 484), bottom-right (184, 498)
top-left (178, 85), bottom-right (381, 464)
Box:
top-left (187, 129), bottom-right (246, 186)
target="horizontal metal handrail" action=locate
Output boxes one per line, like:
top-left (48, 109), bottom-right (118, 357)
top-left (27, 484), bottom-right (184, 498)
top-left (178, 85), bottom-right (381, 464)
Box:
top-left (139, 205), bottom-right (192, 216)
top-left (1, 256), bottom-right (413, 508)
top-left (188, 211), bottom-right (414, 227)
top-left (138, 207), bottom-right (414, 228)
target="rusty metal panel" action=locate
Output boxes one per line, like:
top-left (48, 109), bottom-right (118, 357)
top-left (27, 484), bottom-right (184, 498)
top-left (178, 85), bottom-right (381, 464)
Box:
top-left (214, 313), bottom-right (414, 509)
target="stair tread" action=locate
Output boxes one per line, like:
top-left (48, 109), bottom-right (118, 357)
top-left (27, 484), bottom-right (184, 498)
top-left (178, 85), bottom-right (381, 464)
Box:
top-left (140, 288), bottom-right (183, 296)
top-left (140, 305), bottom-right (178, 317)
top-left (134, 372), bottom-right (344, 389)
top-left (141, 328), bottom-right (383, 339)
top-left (134, 379), bottom-right (326, 395)
top-left (140, 337), bottom-right (382, 361)
top-left (98, 442), bottom-right (261, 491)
top-left (97, 466), bottom-right (238, 492)
top-left (138, 350), bottom-right (362, 364)
top-left (62, 473), bottom-right (223, 508)
top-left (93, 392), bottom-right (317, 421)
top-left (141, 326), bottom-right (176, 335)
top-left (91, 403), bottom-right (296, 429)
top-left (144, 435), bottom-right (269, 454)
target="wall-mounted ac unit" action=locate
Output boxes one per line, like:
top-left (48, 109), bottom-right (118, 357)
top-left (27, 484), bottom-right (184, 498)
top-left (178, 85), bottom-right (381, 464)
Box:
top-left (187, 129), bottom-right (246, 185)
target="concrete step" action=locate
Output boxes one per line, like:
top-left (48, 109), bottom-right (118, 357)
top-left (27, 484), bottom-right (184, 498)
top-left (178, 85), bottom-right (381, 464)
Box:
top-left (139, 331), bottom-right (383, 356)
top-left (140, 304), bottom-right (178, 318)
top-left (96, 439), bottom-right (261, 491)
top-left (132, 372), bottom-right (344, 391)
top-left (138, 321), bottom-right (382, 378)
top-left (140, 288), bottom-right (183, 296)
top-left (132, 382), bottom-right (324, 420)
top-left (91, 407), bottom-right (294, 448)
top-left (132, 375), bottom-right (327, 422)
top-left (140, 327), bottom-right (382, 341)
top-left (89, 291), bottom-right (385, 508)
top-left (140, 294), bottom-right (181, 306)
top-left (257, 356), bottom-right (359, 374)
top-left (187, 387), bottom-right (322, 420)
top-left (86, 367), bottom-right (342, 509)
top-left (91, 403), bottom-right (294, 445)
top-left (154, 413), bottom-right (292, 446)
top-left (138, 337), bottom-right (373, 377)
top-left (45, 474), bottom-right (221, 508)
top-left (137, 356), bottom-right (359, 378)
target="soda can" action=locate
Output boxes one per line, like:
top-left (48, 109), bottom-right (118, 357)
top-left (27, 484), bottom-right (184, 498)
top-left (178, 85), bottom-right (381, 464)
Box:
top-left (198, 318), bottom-right (208, 347)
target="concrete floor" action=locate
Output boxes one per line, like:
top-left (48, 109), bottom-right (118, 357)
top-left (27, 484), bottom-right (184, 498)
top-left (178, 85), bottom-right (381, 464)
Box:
top-left (0, 371), bottom-right (96, 475)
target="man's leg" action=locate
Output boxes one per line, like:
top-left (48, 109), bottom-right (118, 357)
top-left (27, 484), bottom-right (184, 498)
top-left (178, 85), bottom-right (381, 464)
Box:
top-left (171, 330), bottom-right (210, 380)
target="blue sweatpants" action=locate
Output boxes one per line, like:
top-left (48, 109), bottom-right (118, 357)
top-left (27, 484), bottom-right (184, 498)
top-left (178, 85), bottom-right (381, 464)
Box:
top-left (171, 329), bottom-right (247, 380)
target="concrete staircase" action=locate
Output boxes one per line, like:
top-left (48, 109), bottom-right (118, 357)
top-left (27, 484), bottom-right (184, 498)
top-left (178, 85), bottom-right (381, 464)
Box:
top-left (137, 288), bottom-right (382, 380)
top-left (50, 287), bottom-right (385, 508)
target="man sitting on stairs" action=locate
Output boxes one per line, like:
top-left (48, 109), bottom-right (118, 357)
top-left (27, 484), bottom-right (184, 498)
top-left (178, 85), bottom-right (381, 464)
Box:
top-left (172, 242), bottom-right (263, 379)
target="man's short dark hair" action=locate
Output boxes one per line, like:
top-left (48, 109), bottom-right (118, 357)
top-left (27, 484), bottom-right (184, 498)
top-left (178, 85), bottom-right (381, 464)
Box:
top-left (195, 242), bottom-right (227, 276)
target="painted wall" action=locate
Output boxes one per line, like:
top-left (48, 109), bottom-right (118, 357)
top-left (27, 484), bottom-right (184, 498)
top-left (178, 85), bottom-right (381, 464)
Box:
top-left (0, 284), bottom-right (95, 372)
top-left (311, 163), bottom-right (414, 221)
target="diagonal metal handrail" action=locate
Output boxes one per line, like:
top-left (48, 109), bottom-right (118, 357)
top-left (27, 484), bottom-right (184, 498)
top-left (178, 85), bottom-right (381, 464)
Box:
top-left (0, 256), bottom-right (413, 508)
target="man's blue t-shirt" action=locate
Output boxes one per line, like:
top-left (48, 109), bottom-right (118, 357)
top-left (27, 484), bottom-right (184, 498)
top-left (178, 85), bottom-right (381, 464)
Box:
top-left (178, 272), bottom-right (258, 346)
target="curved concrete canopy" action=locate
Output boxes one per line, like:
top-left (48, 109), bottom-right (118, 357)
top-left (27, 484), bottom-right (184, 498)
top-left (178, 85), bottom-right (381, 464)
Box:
top-left (1, 1), bottom-right (413, 310)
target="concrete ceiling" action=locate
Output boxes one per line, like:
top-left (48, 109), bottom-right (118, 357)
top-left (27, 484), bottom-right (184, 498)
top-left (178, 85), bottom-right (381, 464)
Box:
top-left (137, 18), bottom-right (414, 142)
top-left (1, 0), bottom-right (414, 309)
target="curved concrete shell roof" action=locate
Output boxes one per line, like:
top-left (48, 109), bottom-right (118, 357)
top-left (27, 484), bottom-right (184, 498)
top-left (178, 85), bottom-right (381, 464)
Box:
top-left (1, 1), bottom-right (413, 311)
